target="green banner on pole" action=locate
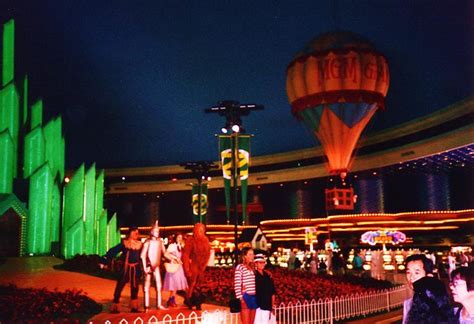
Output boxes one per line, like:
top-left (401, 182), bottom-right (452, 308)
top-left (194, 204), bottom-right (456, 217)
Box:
top-left (238, 135), bottom-right (250, 224)
top-left (219, 135), bottom-right (232, 224)
top-left (192, 183), bottom-right (208, 224)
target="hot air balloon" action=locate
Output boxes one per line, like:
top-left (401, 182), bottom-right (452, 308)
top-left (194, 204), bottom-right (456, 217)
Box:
top-left (286, 31), bottom-right (389, 179)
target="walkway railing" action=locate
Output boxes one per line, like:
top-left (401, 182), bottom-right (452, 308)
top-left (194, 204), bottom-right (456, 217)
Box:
top-left (274, 285), bottom-right (409, 324)
top-left (100, 310), bottom-right (240, 324)
top-left (98, 286), bottom-right (409, 324)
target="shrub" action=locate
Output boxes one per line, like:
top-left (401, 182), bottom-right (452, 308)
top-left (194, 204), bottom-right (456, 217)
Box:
top-left (194, 267), bottom-right (394, 306)
top-left (0, 284), bottom-right (102, 322)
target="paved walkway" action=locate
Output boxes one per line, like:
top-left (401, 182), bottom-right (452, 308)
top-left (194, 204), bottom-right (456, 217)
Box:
top-left (347, 310), bottom-right (403, 324)
top-left (0, 256), bottom-right (227, 323)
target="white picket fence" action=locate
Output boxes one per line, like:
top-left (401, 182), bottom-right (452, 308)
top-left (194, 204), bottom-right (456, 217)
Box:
top-left (274, 285), bottom-right (409, 324)
top-left (98, 310), bottom-right (240, 324)
top-left (95, 286), bottom-right (409, 324)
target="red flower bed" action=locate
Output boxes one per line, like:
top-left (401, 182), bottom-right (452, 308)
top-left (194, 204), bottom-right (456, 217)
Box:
top-left (195, 267), bottom-right (393, 306)
top-left (0, 284), bottom-right (102, 322)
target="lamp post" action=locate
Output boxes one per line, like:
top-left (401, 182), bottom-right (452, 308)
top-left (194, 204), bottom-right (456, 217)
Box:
top-left (205, 100), bottom-right (263, 263)
top-left (180, 161), bottom-right (217, 223)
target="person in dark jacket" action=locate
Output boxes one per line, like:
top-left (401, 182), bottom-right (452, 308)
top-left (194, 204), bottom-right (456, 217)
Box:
top-left (100, 227), bottom-right (142, 313)
top-left (407, 276), bottom-right (457, 324)
top-left (254, 253), bottom-right (276, 324)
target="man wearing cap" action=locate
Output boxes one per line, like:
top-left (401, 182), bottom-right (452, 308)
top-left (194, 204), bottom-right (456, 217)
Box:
top-left (254, 253), bottom-right (276, 324)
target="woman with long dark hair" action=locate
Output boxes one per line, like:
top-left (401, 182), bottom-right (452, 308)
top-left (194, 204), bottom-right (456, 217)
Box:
top-left (234, 246), bottom-right (257, 324)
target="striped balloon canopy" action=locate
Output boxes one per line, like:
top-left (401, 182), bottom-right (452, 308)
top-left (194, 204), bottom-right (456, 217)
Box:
top-left (286, 31), bottom-right (390, 178)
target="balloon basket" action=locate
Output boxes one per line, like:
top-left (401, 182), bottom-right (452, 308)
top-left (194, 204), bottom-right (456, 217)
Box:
top-left (325, 187), bottom-right (355, 211)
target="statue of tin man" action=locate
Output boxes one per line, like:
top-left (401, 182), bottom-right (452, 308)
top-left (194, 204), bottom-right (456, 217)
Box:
top-left (140, 220), bottom-right (179, 312)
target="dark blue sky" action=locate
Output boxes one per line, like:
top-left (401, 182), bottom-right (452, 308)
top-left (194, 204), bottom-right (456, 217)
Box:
top-left (5, 0), bottom-right (474, 168)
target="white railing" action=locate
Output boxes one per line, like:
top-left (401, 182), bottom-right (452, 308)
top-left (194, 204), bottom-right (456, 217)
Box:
top-left (97, 286), bottom-right (409, 324)
top-left (274, 285), bottom-right (410, 324)
top-left (98, 310), bottom-right (240, 324)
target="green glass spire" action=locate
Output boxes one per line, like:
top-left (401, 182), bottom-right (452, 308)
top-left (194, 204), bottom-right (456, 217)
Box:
top-left (62, 164), bottom-right (85, 257)
top-left (2, 20), bottom-right (14, 86)
top-left (23, 126), bottom-right (45, 178)
top-left (0, 130), bottom-right (14, 193)
top-left (27, 163), bottom-right (53, 254)
top-left (83, 164), bottom-right (96, 254)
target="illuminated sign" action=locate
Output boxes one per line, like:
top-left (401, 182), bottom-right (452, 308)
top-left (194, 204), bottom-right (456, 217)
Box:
top-left (305, 227), bottom-right (318, 245)
top-left (361, 230), bottom-right (406, 246)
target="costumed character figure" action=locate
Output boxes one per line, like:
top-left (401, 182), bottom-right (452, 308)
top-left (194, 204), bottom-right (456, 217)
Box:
top-left (100, 226), bottom-right (142, 313)
top-left (141, 220), bottom-right (179, 312)
top-left (182, 222), bottom-right (211, 310)
top-left (163, 233), bottom-right (188, 307)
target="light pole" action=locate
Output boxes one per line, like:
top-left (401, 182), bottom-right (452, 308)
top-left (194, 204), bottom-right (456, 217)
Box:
top-left (180, 161), bottom-right (217, 223)
top-left (205, 100), bottom-right (263, 263)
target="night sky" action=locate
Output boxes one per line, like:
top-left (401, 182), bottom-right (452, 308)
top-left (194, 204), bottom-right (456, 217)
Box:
top-left (3, 0), bottom-right (473, 169)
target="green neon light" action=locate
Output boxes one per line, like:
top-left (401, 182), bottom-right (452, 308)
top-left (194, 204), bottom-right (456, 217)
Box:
top-left (24, 127), bottom-right (45, 178)
top-left (22, 76), bottom-right (28, 126)
top-left (94, 170), bottom-right (105, 254)
top-left (97, 209), bottom-right (108, 255)
top-left (0, 18), bottom-right (110, 259)
top-left (61, 164), bottom-right (84, 257)
top-left (31, 100), bottom-right (43, 129)
top-left (0, 83), bottom-right (19, 178)
top-left (2, 20), bottom-right (14, 87)
top-left (65, 218), bottom-right (85, 259)
top-left (95, 170), bottom-right (104, 214)
top-left (107, 213), bottom-right (119, 249)
top-left (27, 163), bottom-right (53, 254)
top-left (59, 136), bottom-right (65, 180)
top-left (43, 117), bottom-right (64, 181)
top-left (83, 164), bottom-right (96, 254)
top-left (0, 130), bottom-right (14, 194)
top-left (50, 181), bottom-right (61, 243)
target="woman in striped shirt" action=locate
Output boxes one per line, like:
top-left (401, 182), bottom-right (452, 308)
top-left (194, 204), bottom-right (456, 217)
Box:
top-left (234, 247), bottom-right (257, 324)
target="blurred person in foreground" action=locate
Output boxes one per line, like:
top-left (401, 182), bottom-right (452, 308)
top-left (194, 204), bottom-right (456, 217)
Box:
top-left (254, 253), bottom-right (276, 324)
top-left (407, 276), bottom-right (457, 324)
top-left (402, 254), bottom-right (434, 324)
top-left (450, 266), bottom-right (474, 323)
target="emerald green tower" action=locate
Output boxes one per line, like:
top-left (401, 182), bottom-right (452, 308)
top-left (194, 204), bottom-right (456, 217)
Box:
top-left (0, 19), bottom-right (119, 258)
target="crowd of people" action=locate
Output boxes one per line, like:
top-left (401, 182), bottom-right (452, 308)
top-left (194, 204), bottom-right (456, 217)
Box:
top-left (286, 249), bottom-right (345, 275)
top-left (285, 247), bottom-right (473, 281)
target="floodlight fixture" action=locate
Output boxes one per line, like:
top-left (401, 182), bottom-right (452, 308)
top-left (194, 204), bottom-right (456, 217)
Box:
top-left (231, 124), bottom-right (240, 133)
